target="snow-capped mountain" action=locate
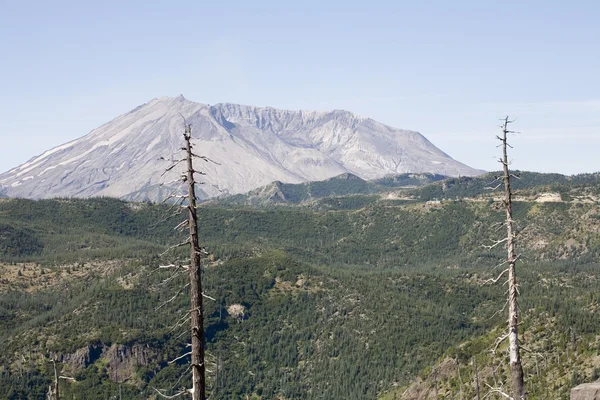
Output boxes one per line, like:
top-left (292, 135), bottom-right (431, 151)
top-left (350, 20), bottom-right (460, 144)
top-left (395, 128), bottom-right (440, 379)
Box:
top-left (0, 96), bottom-right (484, 201)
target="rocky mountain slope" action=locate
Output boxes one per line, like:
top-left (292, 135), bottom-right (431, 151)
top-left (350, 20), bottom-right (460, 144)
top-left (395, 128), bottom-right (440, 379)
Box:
top-left (0, 96), bottom-right (483, 201)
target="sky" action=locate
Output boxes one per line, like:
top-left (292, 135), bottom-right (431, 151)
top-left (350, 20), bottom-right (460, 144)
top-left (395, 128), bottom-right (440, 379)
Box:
top-left (1, 0), bottom-right (599, 175)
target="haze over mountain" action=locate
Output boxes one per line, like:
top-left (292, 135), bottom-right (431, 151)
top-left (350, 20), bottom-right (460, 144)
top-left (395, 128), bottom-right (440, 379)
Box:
top-left (0, 96), bottom-right (483, 201)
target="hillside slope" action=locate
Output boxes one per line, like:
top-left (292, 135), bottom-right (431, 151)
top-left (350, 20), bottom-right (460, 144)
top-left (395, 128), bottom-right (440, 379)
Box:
top-left (1, 181), bottom-right (599, 399)
top-left (219, 172), bottom-right (447, 206)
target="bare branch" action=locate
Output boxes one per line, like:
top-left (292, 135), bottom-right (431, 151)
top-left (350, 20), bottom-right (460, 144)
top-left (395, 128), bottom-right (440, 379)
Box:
top-left (174, 220), bottom-right (189, 232)
top-left (160, 240), bottom-right (191, 257)
top-left (167, 314), bottom-right (192, 334)
top-left (153, 387), bottom-right (190, 399)
top-left (168, 352), bottom-right (193, 365)
top-left (160, 191), bottom-right (188, 204)
top-left (491, 259), bottom-right (509, 272)
top-left (484, 383), bottom-right (513, 400)
top-left (191, 153), bottom-right (221, 165)
top-left (160, 178), bottom-right (186, 187)
top-left (161, 161), bottom-right (186, 177)
top-left (202, 293), bottom-right (216, 301)
top-left (482, 237), bottom-right (508, 250)
top-left (159, 156), bottom-right (187, 164)
top-left (489, 299), bottom-right (509, 320)
top-left (171, 365), bottom-right (192, 391)
top-left (485, 183), bottom-right (503, 191)
top-left (150, 200), bottom-right (185, 228)
top-left (156, 283), bottom-right (191, 311)
top-left (158, 263), bottom-right (190, 270)
top-left (481, 268), bottom-right (509, 286)
top-left (491, 333), bottom-right (509, 355)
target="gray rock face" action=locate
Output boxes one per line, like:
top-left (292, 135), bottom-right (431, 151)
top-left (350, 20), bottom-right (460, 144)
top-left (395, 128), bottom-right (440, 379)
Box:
top-left (571, 383), bottom-right (600, 400)
top-left (54, 343), bottom-right (154, 383)
top-left (0, 96), bottom-right (484, 202)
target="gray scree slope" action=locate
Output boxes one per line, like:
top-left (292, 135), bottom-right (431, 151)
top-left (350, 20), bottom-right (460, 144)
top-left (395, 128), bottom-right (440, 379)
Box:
top-left (0, 96), bottom-right (484, 201)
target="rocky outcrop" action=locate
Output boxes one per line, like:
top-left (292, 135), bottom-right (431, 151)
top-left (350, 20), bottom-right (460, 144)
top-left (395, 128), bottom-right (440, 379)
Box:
top-left (58, 343), bottom-right (105, 371)
top-left (57, 343), bottom-right (155, 384)
top-left (571, 383), bottom-right (600, 400)
top-left (104, 344), bottom-right (155, 383)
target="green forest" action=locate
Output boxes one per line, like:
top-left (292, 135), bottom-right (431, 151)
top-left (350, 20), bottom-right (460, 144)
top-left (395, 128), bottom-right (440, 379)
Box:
top-left (0, 174), bottom-right (599, 399)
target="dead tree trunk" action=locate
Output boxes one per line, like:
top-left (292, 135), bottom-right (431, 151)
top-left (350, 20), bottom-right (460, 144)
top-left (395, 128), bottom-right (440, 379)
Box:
top-left (184, 124), bottom-right (206, 400)
top-left (53, 359), bottom-right (59, 400)
top-left (47, 360), bottom-right (75, 400)
top-left (473, 357), bottom-right (481, 400)
top-left (46, 360), bottom-right (59, 400)
top-left (499, 116), bottom-right (526, 399)
top-left (456, 358), bottom-right (464, 400)
top-left (154, 122), bottom-right (218, 399)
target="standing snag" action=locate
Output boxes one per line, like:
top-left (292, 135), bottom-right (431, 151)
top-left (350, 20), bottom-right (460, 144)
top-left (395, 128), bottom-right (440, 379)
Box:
top-left (498, 117), bottom-right (525, 400)
top-left (183, 123), bottom-right (207, 400)
top-left (46, 359), bottom-right (75, 400)
top-left (154, 122), bottom-right (216, 400)
top-left (482, 116), bottom-right (526, 399)
top-left (486, 116), bottom-right (526, 399)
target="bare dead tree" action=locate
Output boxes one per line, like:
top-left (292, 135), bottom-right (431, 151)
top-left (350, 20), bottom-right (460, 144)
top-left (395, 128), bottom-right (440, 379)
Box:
top-left (473, 357), bottom-right (481, 400)
top-left (499, 117), bottom-right (526, 400)
top-left (183, 123), bottom-right (206, 400)
top-left (50, 359), bottom-right (59, 400)
top-left (432, 364), bottom-right (439, 399)
top-left (483, 117), bottom-right (526, 400)
top-left (46, 359), bottom-right (75, 400)
top-left (154, 122), bottom-right (219, 400)
top-left (456, 357), bottom-right (464, 400)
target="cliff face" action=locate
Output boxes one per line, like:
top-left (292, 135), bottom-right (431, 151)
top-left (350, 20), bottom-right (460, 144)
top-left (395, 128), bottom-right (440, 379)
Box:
top-left (57, 343), bottom-right (155, 384)
top-left (0, 96), bottom-right (483, 202)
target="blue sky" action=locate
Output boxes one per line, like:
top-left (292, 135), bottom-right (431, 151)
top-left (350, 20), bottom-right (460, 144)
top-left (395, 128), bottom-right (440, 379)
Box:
top-left (1, 0), bottom-right (599, 174)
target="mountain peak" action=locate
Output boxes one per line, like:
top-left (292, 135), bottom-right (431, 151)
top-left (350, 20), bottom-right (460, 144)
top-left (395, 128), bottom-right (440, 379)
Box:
top-left (0, 97), bottom-right (484, 201)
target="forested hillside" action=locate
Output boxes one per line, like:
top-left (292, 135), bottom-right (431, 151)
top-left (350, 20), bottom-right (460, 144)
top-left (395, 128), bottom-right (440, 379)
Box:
top-left (407, 171), bottom-right (600, 202)
top-left (0, 174), bottom-right (599, 399)
top-left (218, 172), bottom-right (446, 206)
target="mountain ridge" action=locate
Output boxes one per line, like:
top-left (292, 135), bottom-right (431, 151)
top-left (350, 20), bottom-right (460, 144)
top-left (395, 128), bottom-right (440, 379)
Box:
top-left (218, 172), bottom-right (448, 206)
top-left (0, 96), bottom-right (484, 201)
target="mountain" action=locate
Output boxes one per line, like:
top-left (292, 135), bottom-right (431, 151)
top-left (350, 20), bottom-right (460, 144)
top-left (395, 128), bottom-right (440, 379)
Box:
top-left (0, 96), bottom-right (483, 201)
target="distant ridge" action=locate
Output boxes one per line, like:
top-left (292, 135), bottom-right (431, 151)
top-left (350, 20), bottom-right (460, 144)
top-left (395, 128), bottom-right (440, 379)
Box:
top-left (219, 172), bottom-right (448, 206)
top-left (0, 96), bottom-right (484, 201)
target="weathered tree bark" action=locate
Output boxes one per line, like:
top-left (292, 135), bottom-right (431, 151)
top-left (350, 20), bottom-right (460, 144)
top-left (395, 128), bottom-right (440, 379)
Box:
top-left (46, 359), bottom-right (59, 400)
top-left (456, 357), bottom-right (464, 400)
top-left (433, 365), bottom-right (438, 399)
top-left (499, 116), bottom-right (526, 399)
top-left (184, 124), bottom-right (206, 400)
top-left (54, 361), bottom-right (59, 400)
top-left (473, 357), bottom-right (481, 400)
